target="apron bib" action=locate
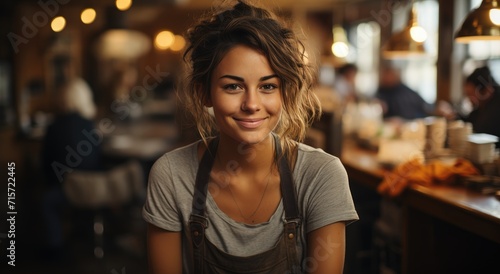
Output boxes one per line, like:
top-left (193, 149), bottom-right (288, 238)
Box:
top-left (189, 135), bottom-right (302, 274)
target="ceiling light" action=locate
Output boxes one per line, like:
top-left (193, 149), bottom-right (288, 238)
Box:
top-left (95, 29), bottom-right (151, 59)
top-left (455, 0), bottom-right (500, 42)
top-left (331, 24), bottom-right (350, 58)
top-left (81, 8), bottom-right (96, 24)
top-left (155, 30), bottom-right (175, 50)
top-left (51, 16), bottom-right (66, 32)
top-left (383, 6), bottom-right (427, 59)
top-left (170, 35), bottom-right (186, 52)
top-left (116, 0), bottom-right (132, 11)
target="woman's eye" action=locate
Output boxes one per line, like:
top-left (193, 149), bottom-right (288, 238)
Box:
top-left (223, 84), bottom-right (241, 91)
top-left (261, 84), bottom-right (278, 91)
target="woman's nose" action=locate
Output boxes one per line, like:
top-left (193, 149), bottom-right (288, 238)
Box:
top-left (241, 89), bottom-right (261, 112)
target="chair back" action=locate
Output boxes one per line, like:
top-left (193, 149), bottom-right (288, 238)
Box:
top-left (63, 161), bottom-right (144, 209)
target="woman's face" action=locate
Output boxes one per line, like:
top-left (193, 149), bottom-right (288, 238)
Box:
top-left (208, 45), bottom-right (282, 145)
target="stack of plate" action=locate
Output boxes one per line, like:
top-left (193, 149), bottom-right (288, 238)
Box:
top-left (447, 120), bottom-right (472, 158)
top-left (467, 133), bottom-right (499, 164)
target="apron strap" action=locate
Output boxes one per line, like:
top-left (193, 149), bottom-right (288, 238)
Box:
top-left (275, 136), bottom-right (302, 272)
top-left (189, 138), bottom-right (218, 274)
top-left (275, 135), bottom-right (301, 223)
top-left (191, 138), bottom-right (219, 217)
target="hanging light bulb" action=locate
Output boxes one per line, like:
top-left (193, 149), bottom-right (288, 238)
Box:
top-left (51, 16), bottom-right (66, 32)
top-left (410, 25), bottom-right (427, 43)
top-left (455, 0), bottom-right (500, 42)
top-left (332, 25), bottom-right (349, 57)
top-left (490, 8), bottom-right (500, 24)
top-left (383, 5), bottom-right (427, 59)
top-left (116, 0), bottom-right (132, 11)
top-left (81, 8), bottom-right (96, 24)
top-left (155, 30), bottom-right (175, 50)
top-left (331, 24), bottom-right (350, 58)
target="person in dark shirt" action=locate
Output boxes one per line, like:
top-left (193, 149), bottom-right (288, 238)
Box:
top-left (42, 113), bottom-right (102, 185)
top-left (375, 66), bottom-right (433, 120)
top-left (462, 66), bottom-right (500, 147)
top-left (40, 77), bottom-right (102, 257)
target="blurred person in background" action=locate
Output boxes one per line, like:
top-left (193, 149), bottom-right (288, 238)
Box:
top-left (40, 76), bottom-right (102, 259)
top-left (375, 66), bottom-right (434, 120)
top-left (439, 66), bottom-right (500, 147)
top-left (333, 63), bottom-right (359, 105)
top-left (462, 66), bottom-right (500, 143)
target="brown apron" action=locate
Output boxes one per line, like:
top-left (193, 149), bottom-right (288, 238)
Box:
top-left (189, 135), bottom-right (302, 273)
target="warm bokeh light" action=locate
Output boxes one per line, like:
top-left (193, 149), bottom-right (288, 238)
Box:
top-left (96, 29), bottom-right (151, 59)
top-left (81, 8), bottom-right (96, 24)
top-left (51, 16), bottom-right (66, 32)
top-left (332, 41), bottom-right (349, 58)
top-left (331, 25), bottom-right (350, 58)
top-left (490, 9), bottom-right (500, 25)
top-left (155, 30), bottom-right (175, 50)
top-left (116, 0), bottom-right (132, 11)
top-left (410, 25), bottom-right (428, 43)
top-left (170, 35), bottom-right (186, 51)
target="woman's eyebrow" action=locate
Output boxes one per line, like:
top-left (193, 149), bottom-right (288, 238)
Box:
top-left (219, 75), bottom-right (244, 82)
top-left (260, 74), bottom-right (278, 81)
top-left (218, 74), bottom-right (278, 82)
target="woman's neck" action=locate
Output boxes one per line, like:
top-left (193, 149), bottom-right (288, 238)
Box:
top-left (215, 133), bottom-right (276, 174)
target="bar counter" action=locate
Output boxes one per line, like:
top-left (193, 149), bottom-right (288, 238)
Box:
top-left (341, 140), bottom-right (500, 274)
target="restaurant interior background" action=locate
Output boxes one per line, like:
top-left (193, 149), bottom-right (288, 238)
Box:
top-left (1, 0), bottom-right (500, 273)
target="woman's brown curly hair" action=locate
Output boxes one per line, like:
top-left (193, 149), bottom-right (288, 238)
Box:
top-left (179, 0), bottom-right (321, 153)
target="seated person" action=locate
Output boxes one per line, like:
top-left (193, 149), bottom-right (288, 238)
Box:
top-left (333, 63), bottom-right (359, 104)
top-left (375, 66), bottom-right (433, 120)
top-left (462, 66), bottom-right (500, 146)
top-left (40, 77), bottom-right (102, 258)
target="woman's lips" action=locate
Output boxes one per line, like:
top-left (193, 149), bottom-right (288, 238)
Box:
top-left (234, 118), bottom-right (265, 129)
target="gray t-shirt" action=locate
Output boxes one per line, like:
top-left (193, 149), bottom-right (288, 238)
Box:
top-left (142, 140), bottom-right (359, 271)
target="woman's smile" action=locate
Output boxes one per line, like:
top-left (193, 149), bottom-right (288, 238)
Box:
top-left (234, 117), bottom-right (267, 129)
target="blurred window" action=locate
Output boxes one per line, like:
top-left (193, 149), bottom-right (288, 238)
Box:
top-left (348, 0), bottom-right (439, 103)
top-left (351, 21), bottom-right (381, 97)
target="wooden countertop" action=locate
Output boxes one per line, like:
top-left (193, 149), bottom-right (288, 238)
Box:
top-left (341, 140), bottom-right (500, 244)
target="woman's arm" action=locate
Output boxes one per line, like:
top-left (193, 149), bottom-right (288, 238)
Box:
top-left (306, 222), bottom-right (346, 274)
top-left (147, 224), bottom-right (182, 274)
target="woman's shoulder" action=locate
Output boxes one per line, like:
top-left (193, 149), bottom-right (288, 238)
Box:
top-left (297, 142), bottom-right (338, 158)
top-left (151, 140), bottom-right (201, 171)
top-left (147, 140), bottom-right (202, 192)
top-left (296, 142), bottom-right (342, 168)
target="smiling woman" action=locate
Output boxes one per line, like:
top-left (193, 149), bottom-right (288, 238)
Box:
top-left (142, 1), bottom-right (359, 273)
top-left (207, 45), bottom-right (282, 145)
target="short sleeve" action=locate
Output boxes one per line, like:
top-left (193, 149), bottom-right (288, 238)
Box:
top-left (142, 154), bottom-right (183, 231)
top-left (295, 149), bottom-right (359, 233)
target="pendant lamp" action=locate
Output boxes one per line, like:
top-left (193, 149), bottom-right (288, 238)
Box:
top-left (331, 24), bottom-right (350, 59)
top-left (94, 6), bottom-right (151, 60)
top-left (382, 5), bottom-right (428, 59)
top-left (455, 0), bottom-right (500, 43)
